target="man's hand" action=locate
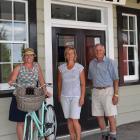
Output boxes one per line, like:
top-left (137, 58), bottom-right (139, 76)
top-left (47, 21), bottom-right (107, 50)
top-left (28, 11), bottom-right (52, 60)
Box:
top-left (112, 95), bottom-right (119, 105)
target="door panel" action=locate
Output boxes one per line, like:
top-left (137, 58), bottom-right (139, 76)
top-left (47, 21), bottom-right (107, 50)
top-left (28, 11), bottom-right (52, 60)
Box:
top-left (52, 27), bottom-right (106, 136)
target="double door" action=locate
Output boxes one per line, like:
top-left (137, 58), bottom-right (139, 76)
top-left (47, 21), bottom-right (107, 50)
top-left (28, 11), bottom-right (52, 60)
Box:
top-left (52, 27), bottom-right (105, 136)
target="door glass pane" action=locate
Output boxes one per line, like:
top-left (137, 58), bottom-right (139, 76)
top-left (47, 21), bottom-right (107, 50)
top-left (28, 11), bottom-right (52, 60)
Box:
top-left (0, 0), bottom-right (12, 20)
top-left (0, 43), bottom-right (11, 62)
top-left (122, 31), bottom-right (128, 45)
top-left (51, 4), bottom-right (76, 20)
top-left (122, 16), bottom-right (128, 30)
top-left (58, 35), bottom-right (75, 63)
top-left (13, 44), bottom-right (25, 63)
top-left (0, 64), bottom-right (11, 83)
top-left (129, 16), bottom-right (135, 30)
top-left (0, 21), bottom-right (12, 40)
top-left (128, 47), bottom-right (134, 60)
top-left (77, 7), bottom-right (101, 23)
top-left (129, 61), bottom-right (135, 75)
top-left (14, 2), bottom-right (25, 21)
top-left (129, 31), bottom-right (136, 45)
top-left (14, 22), bottom-right (26, 41)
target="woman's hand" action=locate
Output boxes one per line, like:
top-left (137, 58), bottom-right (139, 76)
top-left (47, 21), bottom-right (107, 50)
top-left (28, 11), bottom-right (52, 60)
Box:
top-left (45, 91), bottom-right (52, 98)
top-left (79, 97), bottom-right (84, 106)
top-left (8, 80), bottom-right (14, 86)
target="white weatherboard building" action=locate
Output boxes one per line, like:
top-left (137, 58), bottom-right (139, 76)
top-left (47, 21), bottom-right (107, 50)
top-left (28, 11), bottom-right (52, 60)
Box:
top-left (0, 0), bottom-right (140, 139)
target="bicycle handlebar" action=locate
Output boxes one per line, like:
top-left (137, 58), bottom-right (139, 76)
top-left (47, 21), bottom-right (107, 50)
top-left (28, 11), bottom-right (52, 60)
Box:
top-left (11, 83), bottom-right (53, 89)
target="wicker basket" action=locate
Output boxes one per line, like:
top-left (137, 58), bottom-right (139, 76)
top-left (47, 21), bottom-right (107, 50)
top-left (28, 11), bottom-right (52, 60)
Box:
top-left (14, 87), bottom-right (45, 112)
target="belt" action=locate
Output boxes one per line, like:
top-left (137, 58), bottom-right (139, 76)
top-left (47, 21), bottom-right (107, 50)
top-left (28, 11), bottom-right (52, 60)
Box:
top-left (94, 86), bottom-right (110, 90)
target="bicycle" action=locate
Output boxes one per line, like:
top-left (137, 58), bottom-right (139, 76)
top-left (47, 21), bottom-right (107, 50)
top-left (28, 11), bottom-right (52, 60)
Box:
top-left (12, 83), bottom-right (57, 140)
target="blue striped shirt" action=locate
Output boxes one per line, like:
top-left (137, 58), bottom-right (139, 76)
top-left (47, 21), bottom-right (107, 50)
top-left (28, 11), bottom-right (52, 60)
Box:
top-left (88, 57), bottom-right (119, 87)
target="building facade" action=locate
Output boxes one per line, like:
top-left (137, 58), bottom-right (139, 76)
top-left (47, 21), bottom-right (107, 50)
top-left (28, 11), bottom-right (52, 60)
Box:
top-left (0, 0), bottom-right (140, 139)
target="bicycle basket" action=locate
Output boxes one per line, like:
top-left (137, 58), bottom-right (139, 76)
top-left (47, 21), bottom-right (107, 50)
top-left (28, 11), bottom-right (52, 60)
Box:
top-left (15, 87), bottom-right (45, 112)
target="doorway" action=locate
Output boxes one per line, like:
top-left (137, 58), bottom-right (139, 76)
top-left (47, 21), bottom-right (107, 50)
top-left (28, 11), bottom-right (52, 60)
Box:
top-left (52, 27), bottom-right (106, 136)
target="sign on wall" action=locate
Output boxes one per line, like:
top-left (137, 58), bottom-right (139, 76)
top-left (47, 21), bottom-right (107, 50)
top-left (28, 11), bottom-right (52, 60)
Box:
top-left (91, 0), bottom-right (126, 5)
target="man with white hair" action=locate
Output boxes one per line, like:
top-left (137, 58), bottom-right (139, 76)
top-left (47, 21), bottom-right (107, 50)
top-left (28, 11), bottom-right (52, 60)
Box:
top-left (88, 44), bottom-right (119, 140)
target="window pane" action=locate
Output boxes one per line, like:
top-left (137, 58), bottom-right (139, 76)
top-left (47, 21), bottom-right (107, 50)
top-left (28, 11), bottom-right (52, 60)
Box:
top-left (77, 7), bottom-right (101, 23)
top-left (0, 64), bottom-right (11, 83)
top-left (58, 35), bottom-right (75, 62)
top-left (0, 43), bottom-right (11, 62)
top-left (13, 44), bottom-right (25, 63)
top-left (14, 2), bottom-right (25, 21)
top-left (129, 31), bottom-right (136, 45)
top-left (128, 47), bottom-right (134, 60)
top-left (51, 4), bottom-right (76, 20)
top-left (14, 22), bottom-right (26, 41)
top-left (122, 31), bottom-right (128, 45)
top-left (122, 16), bottom-right (128, 30)
top-left (0, 0), bottom-right (12, 20)
top-left (129, 16), bottom-right (135, 30)
top-left (0, 21), bottom-right (12, 40)
top-left (129, 61), bottom-right (135, 75)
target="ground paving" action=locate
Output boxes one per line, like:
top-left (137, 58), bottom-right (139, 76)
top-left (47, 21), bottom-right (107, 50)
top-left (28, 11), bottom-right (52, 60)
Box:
top-left (82, 121), bottom-right (140, 140)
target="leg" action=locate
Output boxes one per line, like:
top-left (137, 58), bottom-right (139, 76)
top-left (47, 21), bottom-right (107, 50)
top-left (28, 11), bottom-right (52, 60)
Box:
top-left (97, 116), bottom-right (109, 140)
top-left (67, 118), bottom-right (76, 140)
top-left (16, 122), bottom-right (24, 140)
top-left (107, 116), bottom-right (117, 140)
top-left (72, 119), bottom-right (81, 140)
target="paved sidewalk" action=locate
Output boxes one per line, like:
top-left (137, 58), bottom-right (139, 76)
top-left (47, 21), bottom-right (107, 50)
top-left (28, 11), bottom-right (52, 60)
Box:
top-left (82, 121), bottom-right (140, 140)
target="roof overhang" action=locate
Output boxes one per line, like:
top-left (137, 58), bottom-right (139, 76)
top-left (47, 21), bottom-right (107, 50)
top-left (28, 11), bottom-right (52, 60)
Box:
top-left (89, 0), bottom-right (126, 5)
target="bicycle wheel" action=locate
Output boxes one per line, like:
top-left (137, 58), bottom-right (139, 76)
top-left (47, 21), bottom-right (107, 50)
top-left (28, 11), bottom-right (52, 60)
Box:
top-left (24, 116), bottom-right (32, 140)
top-left (44, 104), bottom-right (57, 139)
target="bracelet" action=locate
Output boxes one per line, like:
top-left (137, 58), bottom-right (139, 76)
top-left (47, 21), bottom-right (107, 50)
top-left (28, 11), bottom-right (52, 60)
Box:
top-left (114, 94), bottom-right (119, 97)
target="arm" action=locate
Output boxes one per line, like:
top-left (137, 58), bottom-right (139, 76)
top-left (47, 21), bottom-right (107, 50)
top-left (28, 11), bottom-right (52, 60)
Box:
top-left (79, 69), bottom-right (86, 106)
top-left (8, 65), bottom-right (20, 85)
top-left (57, 69), bottom-right (62, 102)
top-left (112, 79), bottom-right (119, 105)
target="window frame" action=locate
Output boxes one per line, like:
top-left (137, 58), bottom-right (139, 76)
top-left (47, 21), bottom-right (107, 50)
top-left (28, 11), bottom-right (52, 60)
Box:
top-left (117, 6), bottom-right (140, 86)
top-left (0, 0), bottom-right (37, 97)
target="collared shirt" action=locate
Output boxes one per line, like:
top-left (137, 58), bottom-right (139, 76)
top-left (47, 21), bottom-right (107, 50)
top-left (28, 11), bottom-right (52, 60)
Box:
top-left (88, 57), bottom-right (119, 87)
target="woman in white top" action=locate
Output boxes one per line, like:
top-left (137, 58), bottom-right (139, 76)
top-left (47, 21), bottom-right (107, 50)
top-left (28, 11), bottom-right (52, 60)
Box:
top-left (58, 47), bottom-right (85, 140)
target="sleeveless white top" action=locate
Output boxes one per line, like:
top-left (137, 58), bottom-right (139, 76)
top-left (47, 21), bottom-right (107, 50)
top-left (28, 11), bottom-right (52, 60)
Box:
top-left (58, 63), bottom-right (84, 97)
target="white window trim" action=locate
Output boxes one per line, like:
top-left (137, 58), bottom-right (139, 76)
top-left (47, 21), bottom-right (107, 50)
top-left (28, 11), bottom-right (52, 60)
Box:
top-left (0, 0), bottom-right (28, 90)
top-left (122, 14), bottom-right (139, 82)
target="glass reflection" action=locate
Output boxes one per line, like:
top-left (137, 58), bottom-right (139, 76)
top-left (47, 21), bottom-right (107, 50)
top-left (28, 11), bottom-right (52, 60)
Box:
top-left (129, 31), bottom-right (136, 45)
top-left (0, 64), bottom-right (11, 83)
top-left (129, 61), bottom-right (135, 75)
top-left (0, 0), bottom-right (12, 20)
top-left (122, 31), bottom-right (128, 44)
top-left (13, 44), bottom-right (25, 63)
top-left (122, 16), bottom-right (128, 30)
top-left (14, 2), bottom-right (25, 21)
top-left (14, 22), bottom-right (26, 41)
top-left (128, 47), bottom-right (134, 60)
top-left (0, 21), bottom-right (12, 40)
top-left (58, 35), bottom-right (75, 63)
top-left (129, 16), bottom-right (135, 30)
top-left (0, 43), bottom-right (11, 62)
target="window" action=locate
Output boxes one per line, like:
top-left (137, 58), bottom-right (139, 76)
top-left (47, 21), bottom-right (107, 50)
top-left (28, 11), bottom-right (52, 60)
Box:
top-left (0, 0), bottom-right (37, 93)
top-left (51, 4), bottom-right (102, 23)
top-left (117, 6), bottom-right (140, 85)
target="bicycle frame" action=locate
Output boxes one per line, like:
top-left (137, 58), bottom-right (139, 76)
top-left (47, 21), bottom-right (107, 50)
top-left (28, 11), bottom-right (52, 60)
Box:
top-left (23, 101), bottom-right (48, 140)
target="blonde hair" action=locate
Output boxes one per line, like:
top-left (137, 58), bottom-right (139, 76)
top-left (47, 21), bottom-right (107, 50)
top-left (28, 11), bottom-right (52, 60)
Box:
top-left (64, 47), bottom-right (77, 62)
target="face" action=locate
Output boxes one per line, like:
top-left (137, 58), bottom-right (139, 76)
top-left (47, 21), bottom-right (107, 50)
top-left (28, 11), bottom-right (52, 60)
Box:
top-left (23, 54), bottom-right (34, 64)
top-left (66, 49), bottom-right (75, 62)
top-left (95, 45), bottom-right (105, 60)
